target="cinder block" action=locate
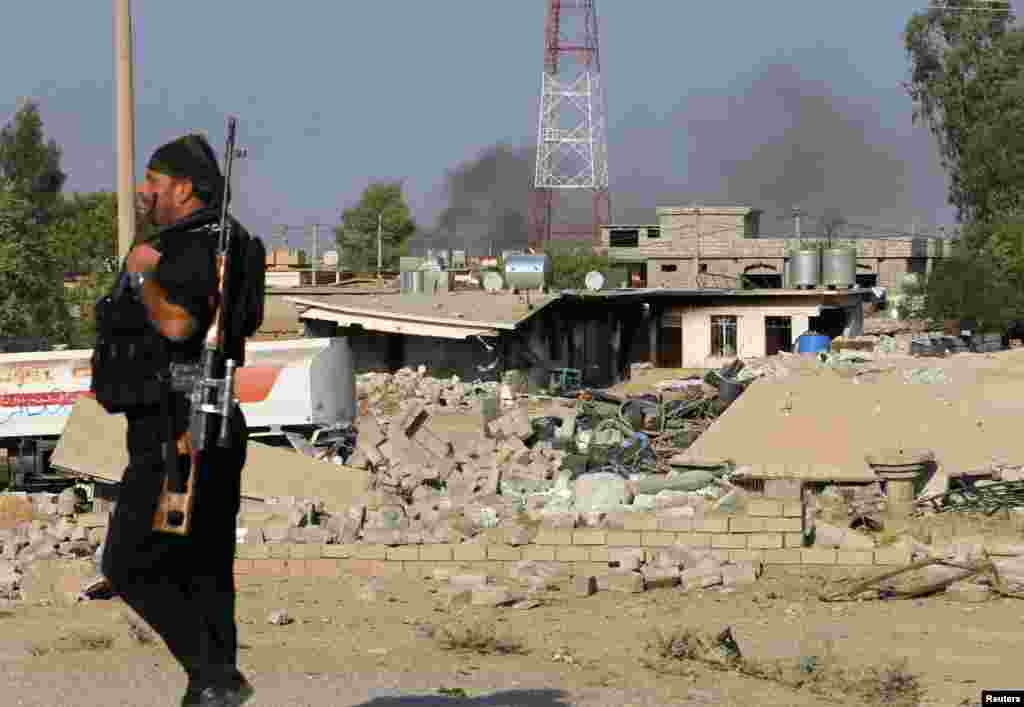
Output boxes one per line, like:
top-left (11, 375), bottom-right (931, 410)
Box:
top-left (386, 546), bottom-right (419, 562)
top-left (746, 499), bottom-right (783, 517)
top-left (728, 517), bottom-right (765, 533)
top-left (675, 533), bottom-right (712, 548)
top-left (763, 479), bottom-right (803, 500)
top-left (252, 559), bottom-right (287, 576)
top-left (624, 514), bottom-right (658, 531)
top-left (555, 546), bottom-right (589, 562)
top-left (267, 543), bottom-right (291, 559)
top-left (801, 548), bottom-right (838, 565)
top-left (763, 549), bottom-right (802, 565)
top-left (572, 530), bottom-right (606, 545)
top-left (784, 533), bottom-right (805, 548)
top-left (782, 501), bottom-right (803, 518)
top-left (534, 529), bottom-right (573, 546)
top-left (656, 518), bottom-right (694, 532)
top-left (307, 559), bottom-right (342, 578)
top-left (290, 544), bottom-right (324, 559)
top-left (576, 561), bottom-right (609, 576)
top-left (695, 518), bottom-right (728, 533)
top-left (522, 545), bottom-right (556, 562)
top-left (453, 542), bottom-right (486, 562)
top-left (711, 534), bottom-right (748, 549)
top-left (236, 544), bottom-right (270, 560)
top-left (641, 532), bottom-right (675, 547)
top-left (729, 549), bottom-right (765, 564)
top-left (608, 547), bottom-right (644, 570)
top-left (837, 551), bottom-right (874, 566)
top-left (600, 570), bottom-right (645, 593)
top-left (487, 545), bottom-right (522, 561)
top-left (763, 517), bottom-right (802, 533)
top-left (353, 544), bottom-right (388, 560)
top-left (232, 559), bottom-right (252, 574)
top-left (419, 544), bottom-right (454, 562)
top-left (286, 559), bottom-right (308, 578)
top-left (588, 547), bottom-right (611, 563)
top-left (606, 531), bottom-right (642, 546)
top-left (642, 567), bottom-right (681, 589)
top-left (874, 546), bottom-right (912, 566)
top-left (574, 575), bottom-right (597, 596)
top-left (322, 544), bottom-right (356, 559)
top-left (747, 533), bottom-right (783, 550)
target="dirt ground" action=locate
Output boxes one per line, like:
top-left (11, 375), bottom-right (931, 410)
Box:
top-left (0, 563), bottom-right (1015, 707)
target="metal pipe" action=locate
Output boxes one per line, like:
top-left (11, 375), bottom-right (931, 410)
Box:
top-left (114, 0), bottom-right (137, 262)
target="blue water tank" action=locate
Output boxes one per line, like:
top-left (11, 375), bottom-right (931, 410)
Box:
top-left (796, 332), bottom-right (832, 354)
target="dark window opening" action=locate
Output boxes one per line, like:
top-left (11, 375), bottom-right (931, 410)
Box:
top-left (609, 229), bottom-right (640, 247)
top-left (855, 273), bottom-right (878, 288)
top-left (646, 227), bottom-right (661, 239)
top-left (711, 315), bottom-right (738, 357)
top-left (699, 263), bottom-right (708, 273)
top-left (743, 274), bottom-right (782, 289)
top-left (907, 258), bottom-right (927, 277)
top-left (765, 316), bottom-right (792, 356)
top-left (661, 264), bottom-right (678, 273)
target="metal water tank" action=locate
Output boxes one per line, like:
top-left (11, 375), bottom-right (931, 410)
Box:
top-left (400, 270), bottom-right (423, 294)
top-left (821, 247), bottom-right (856, 288)
top-left (783, 257), bottom-right (792, 288)
top-left (942, 239), bottom-right (956, 258)
top-left (504, 254), bottom-right (551, 291)
top-left (399, 257), bottom-right (423, 272)
top-left (790, 249), bottom-right (821, 289)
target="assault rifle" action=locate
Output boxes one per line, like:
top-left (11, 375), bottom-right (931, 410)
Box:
top-left (153, 116), bottom-right (247, 536)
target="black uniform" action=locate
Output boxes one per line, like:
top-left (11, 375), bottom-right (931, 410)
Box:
top-left (98, 207), bottom-right (251, 696)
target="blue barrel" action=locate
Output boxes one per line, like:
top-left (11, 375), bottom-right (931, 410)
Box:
top-left (796, 332), bottom-right (831, 354)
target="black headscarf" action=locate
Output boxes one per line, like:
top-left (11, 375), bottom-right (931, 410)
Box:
top-left (146, 133), bottom-right (224, 207)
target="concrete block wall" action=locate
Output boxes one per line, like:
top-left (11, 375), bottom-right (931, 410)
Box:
top-left (231, 490), bottom-right (916, 580)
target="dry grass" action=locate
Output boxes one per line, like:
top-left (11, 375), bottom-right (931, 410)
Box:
top-left (434, 619), bottom-right (528, 656)
top-left (641, 625), bottom-right (922, 707)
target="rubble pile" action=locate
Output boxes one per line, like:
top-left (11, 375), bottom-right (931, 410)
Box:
top-left (357, 367), bottom-right (498, 414)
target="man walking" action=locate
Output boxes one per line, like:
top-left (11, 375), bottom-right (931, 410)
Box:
top-left (93, 133), bottom-right (258, 707)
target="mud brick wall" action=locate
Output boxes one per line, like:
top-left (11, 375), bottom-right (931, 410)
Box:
top-left (232, 494), bottom-right (918, 580)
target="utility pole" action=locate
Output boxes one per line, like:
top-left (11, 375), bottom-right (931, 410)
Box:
top-left (793, 206), bottom-right (803, 241)
top-left (312, 222), bottom-right (319, 285)
top-left (114, 0), bottom-right (137, 262)
top-left (377, 212), bottom-right (383, 280)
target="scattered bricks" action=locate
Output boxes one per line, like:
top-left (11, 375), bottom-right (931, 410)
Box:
top-left (728, 517), bottom-right (764, 533)
top-left (782, 501), bottom-right (803, 518)
top-left (555, 546), bottom-right (589, 562)
top-left (642, 567), bottom-right (681, 589)
top-left (444, 587), bottom-right (473, 610)
top-left (801, 548), bottom-right (838, 565)
top-left (359, 529), bottom-right (407, 546)
top-left (695, 518), bottom-right (728, 533)
top-left (623, 514), bottom-right (658, 532)
top-left (588, 547), bottom-right (611, 563)
top-left (763, 549), bottom-right (802, 565)
top-left (394, 401), bottom-right (429, 437)
top-left (386, 546), bottom-right (420, 562)
top-left (572, 530), bottom-right (606, 546)
top-left (680, 567), bottom-right (722, 591)
top-left (722, 561), bottom-right (762, 587)
top-left (763, 517), bottom-right (802, 533)
top-left (600, 570), bottom-right (646, 593)
top-left (88, 527), bottom-right (106, 546)
top-left (263, 524), bottom-right (290, 543)
top-left (301, 527), bottom-right (333, 544)
top-left (20, 559), bottom-right (94, 606)
top-left (641, 532), bottom-right (675, 547)
top-left (606, 531), bottom-right (642, 547)
top-left (267, 543), bottom-right (291, 560)
top-left (290, 544), bottom-right (324, 560)
top-left (287, 560), bottom-right (309, 578)
top-left (471, 585), bottom-right (523, 607)
top-left (712, 534), bottom-right (748, 550)
top-left (784, 533), bottom-right (805, 549)
top-left (534, 528), bottom-right (573, 546)
top-left (656, 517), bottom-right (693, 532)
top-left (353, 544), bottom-right (389, 560)
top-left (236, 544), bottom-right (271, 560)
top-left (522, 545), bottom-right (556, 562)
top-left (252, 559), bottom-right (287, 576)
top-left (573, 575), bottom-right (598, 597)
top-left (746, 499), bottom-right (783, 517)
top-left (57, 488), bottom-right (78, 516)
top-left (674, 533), bottom-right (712, 548)
top-left (486, 545), bottom-right (522, 562)
top-left (540, 511), bottom-right (578, 529)
top-left (322, 544), bottom-right (356, 559)
top-left (748, 533), bottom-right (784, 550)
top-left (453, 542), bottom-right (487, 562)
top-left (874, 546), bottom-right (912, 566)
top-left (763, 479), bottom-right (803, 500)
top-left (75, 512), bottom-right (109, 529)
top-left (308, 559), bottom-right (342, 579)
top-left (728, 550), bottom-right (764, 564)
top-left (503, 525), bottom-right (533, 546)
top-left (70, 525), bottom-right (88, 542)
top-left (418, 544), bottom-right (454, 562)
top-left (609, 548), bottom-right (644, 571)
top-left (836, 551), bottom-right (874, 566)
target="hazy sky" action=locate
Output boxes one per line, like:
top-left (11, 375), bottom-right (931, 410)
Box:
top-left (1, 2), bottom-right (960, 251)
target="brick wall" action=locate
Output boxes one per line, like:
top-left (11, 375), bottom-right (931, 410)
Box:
top-left (233, 493), bottom-right (917, 580)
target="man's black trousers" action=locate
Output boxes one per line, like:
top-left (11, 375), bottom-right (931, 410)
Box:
top-left (102, 406), bottom-right (247, 689)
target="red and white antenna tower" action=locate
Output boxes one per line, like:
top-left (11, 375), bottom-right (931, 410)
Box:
top-left (529, 0), bottom-right (611, 249)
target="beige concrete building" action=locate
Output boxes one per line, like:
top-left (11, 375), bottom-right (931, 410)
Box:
top-left (601, 205), bottom-right (953, 290)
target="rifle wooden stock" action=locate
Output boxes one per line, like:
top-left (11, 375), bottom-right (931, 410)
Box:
top-left (152, 433), bottom-right (196, 536)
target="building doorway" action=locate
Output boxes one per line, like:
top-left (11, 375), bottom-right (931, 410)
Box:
top-left (765, 316), bottom-right (792, 356)
top-left (659, 309), bottom-right (683, 367)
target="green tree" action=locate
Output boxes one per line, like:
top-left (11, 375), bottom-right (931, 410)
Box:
top-left (0, 186), bottom-right (71, 343)
top-left (49, 191), bottom-right (119, 275)
top-left (904, 2), bottom-right (1024, 225)
top-left (544, 240), bottom-right (613, 291)
top-left (334, 181), bottom-right (416, 271)
top-left (0, 100), bottom-right (66, 219)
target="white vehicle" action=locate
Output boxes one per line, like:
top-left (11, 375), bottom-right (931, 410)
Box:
top-left (0, 338), bottom-right (356, 491)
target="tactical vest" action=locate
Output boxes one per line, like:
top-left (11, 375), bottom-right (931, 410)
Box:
top-left (90, 211), bottom-right (267, 415)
